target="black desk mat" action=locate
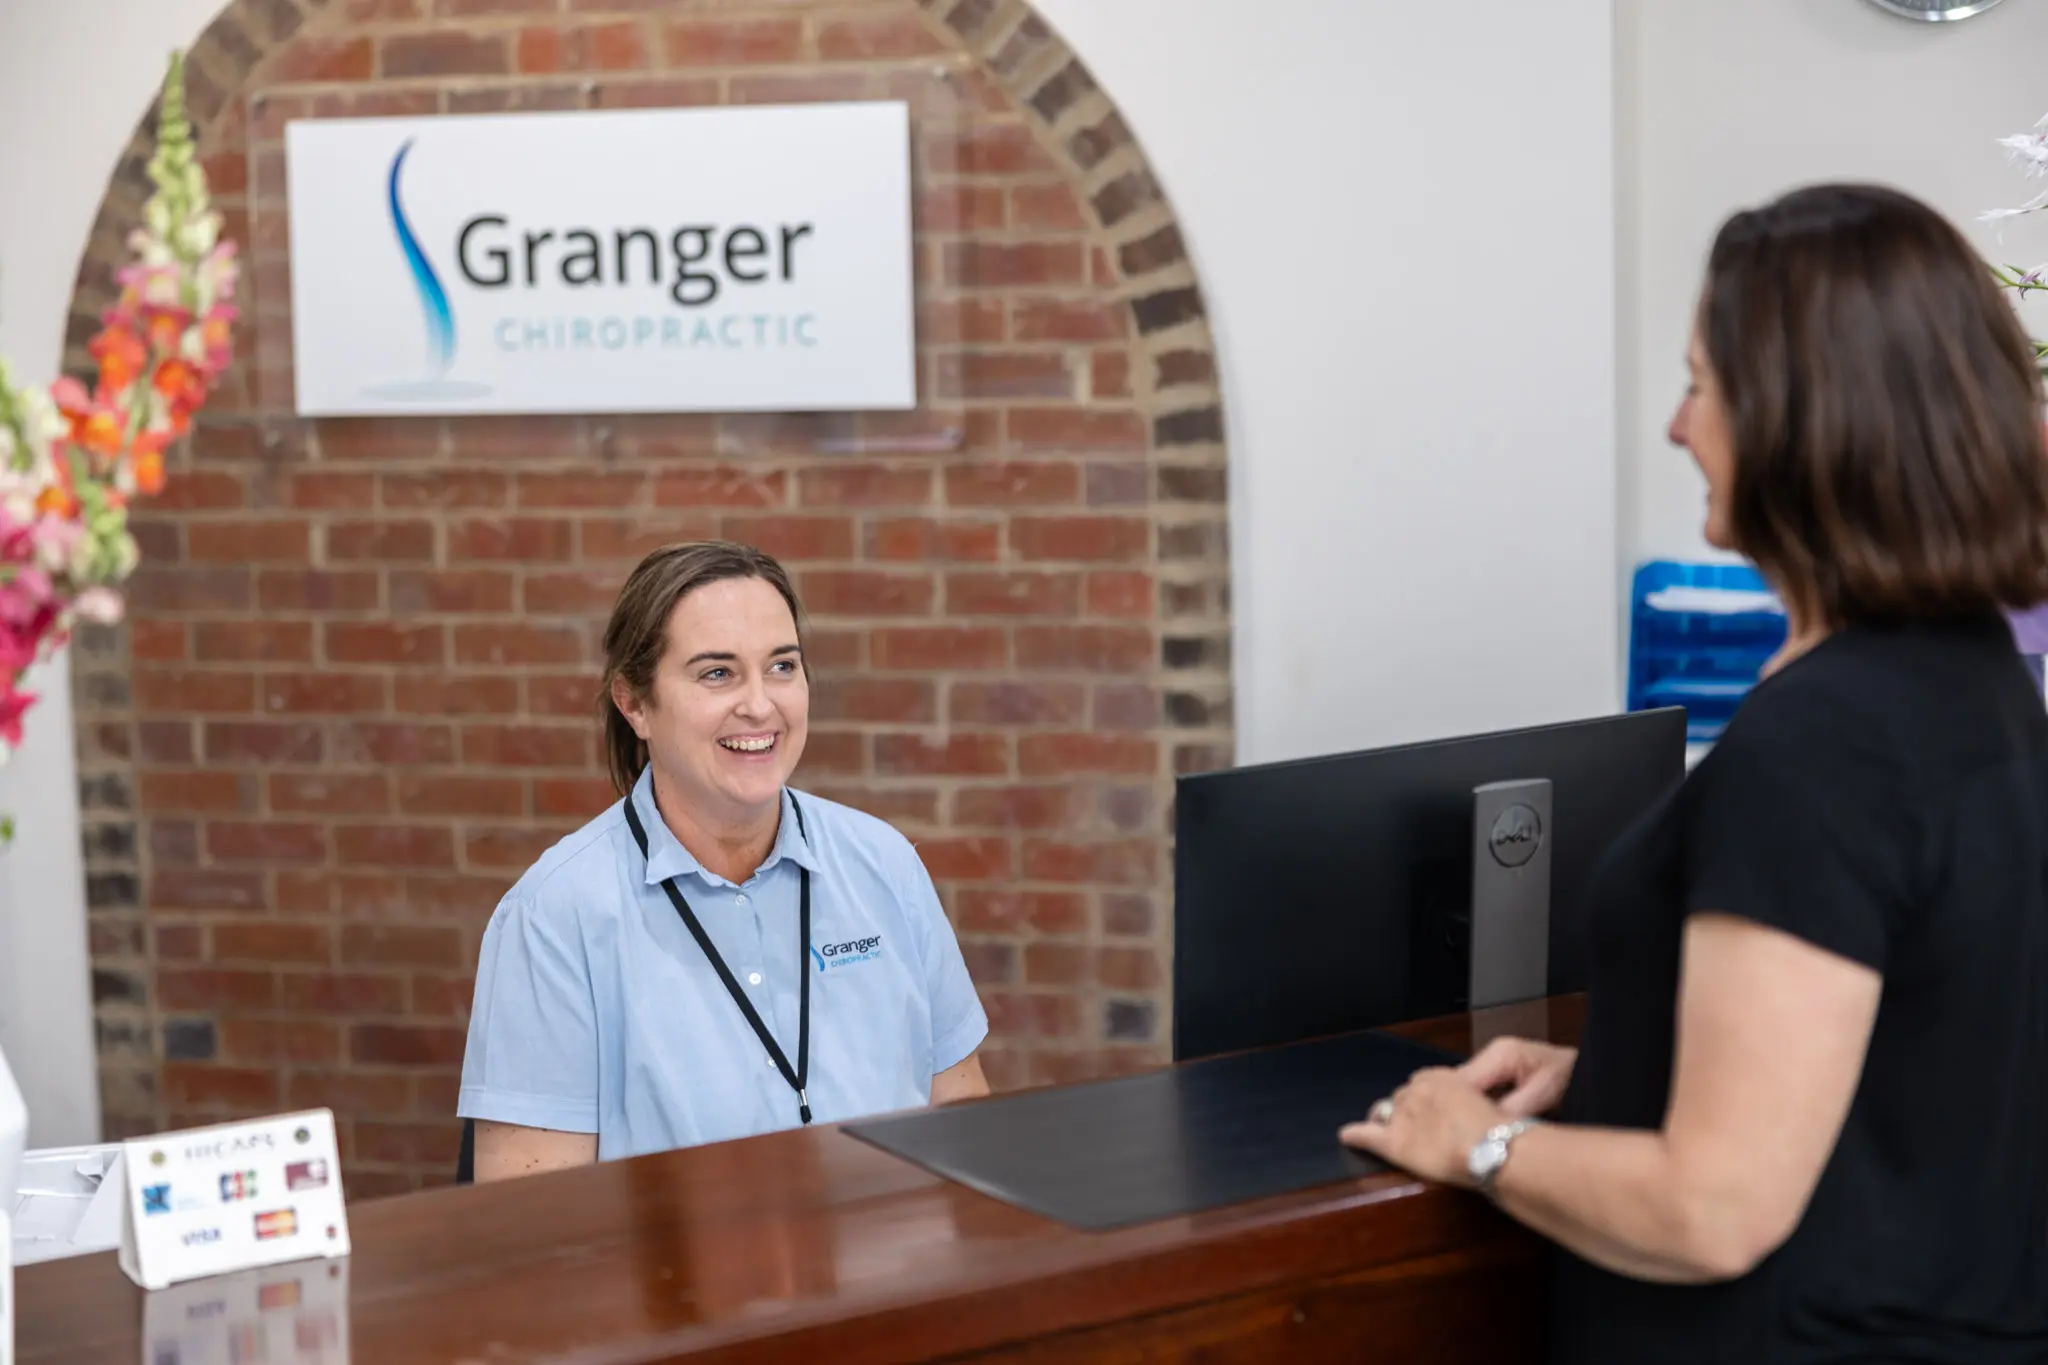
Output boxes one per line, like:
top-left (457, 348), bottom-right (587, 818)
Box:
top-left (842, 1030), bottom-right (1454, 1231)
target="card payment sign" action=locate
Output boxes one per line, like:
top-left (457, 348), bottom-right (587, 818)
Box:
top-left (119, 1109), bottom-right (351, 1291)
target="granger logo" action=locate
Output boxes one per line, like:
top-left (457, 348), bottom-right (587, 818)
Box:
top-left (360, 135), bottom-right (824, 406)
top-left (359, 139), bottom-right (490, 404)
top-left (813, 934), bottom-right (884, 971)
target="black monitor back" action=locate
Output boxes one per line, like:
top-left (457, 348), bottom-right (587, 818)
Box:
top-left (1171, 708), bottom-right (1687, 1061)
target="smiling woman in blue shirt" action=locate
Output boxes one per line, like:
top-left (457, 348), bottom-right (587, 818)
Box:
top-left (457, 541), bottom-right (990, 1181)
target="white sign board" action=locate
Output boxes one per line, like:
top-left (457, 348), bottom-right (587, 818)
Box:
top-left (285, 103), bottom-right (916, 416)
top-left (118, 1110), bottom-right (350, 1291)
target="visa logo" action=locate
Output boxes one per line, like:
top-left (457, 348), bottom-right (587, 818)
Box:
top-left (182, 1228), bottom-right (223, 1246)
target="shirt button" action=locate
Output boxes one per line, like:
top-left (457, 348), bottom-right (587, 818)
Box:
top-left (736, 894), bottom-right (749, 905)
top-left (748, 972), bottom-right (762, 985)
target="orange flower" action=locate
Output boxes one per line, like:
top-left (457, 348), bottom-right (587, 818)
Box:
top-left (199, 310), bottom-right (235, 376)
top-left (152, 357), bottom-right (202, 405)
top-left (35, 486), bottom-right (78, 520)
top-left (152, 358), bottom-right (206, 438)
top-left (132, 447), bottom-right (165, 496)
top-left (89, 324), bottom-right (148, 396)
top-left (143, 307), bottom-right (189, 356)
top-left (51, 375), bottom-right (124, 463)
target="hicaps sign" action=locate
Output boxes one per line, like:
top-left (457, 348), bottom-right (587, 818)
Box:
top-left (284, 102), bottom-right (915, 416)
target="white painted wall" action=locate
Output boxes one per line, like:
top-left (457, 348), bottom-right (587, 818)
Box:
top-left (0, 0), bottom-right (1624, 1138)
top-left (0, 0), bottom-right (234, 1147)
top-left (1037, 0), bottom-right (1622, 765)
top-left (1626, 0), bottom-right (2048, 565)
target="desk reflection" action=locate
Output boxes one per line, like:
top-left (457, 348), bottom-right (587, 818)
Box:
top-left (141, 1259), bottom-right (349, 1365)
top-left (628, 1136), bottom-right (843, 1326)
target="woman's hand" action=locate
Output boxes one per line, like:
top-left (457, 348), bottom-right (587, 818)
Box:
top-left (1338, 1066), bottom-right (1504, 1186)
top-left (1458, 1036), bottom-right (1578, 1118)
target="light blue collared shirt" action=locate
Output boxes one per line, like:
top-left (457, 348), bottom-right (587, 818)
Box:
top-left (457, 769), bottom-right (988, 1158)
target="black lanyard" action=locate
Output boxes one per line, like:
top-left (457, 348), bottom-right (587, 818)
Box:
top-left (623, 791), bottom-right (812, 1126)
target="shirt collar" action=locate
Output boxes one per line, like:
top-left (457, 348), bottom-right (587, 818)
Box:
top-left (628, 768), bottom-right (820, 889)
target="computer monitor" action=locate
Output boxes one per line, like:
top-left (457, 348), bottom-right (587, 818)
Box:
top-left (1171, 708), bottom-right (1688, 1061)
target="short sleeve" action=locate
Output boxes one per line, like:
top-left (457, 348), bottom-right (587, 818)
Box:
top-left (457, 894), bottom-right (601, 1133)
top-left (1682, 679), bottom-right (1916, 972)
top-left (896, 843), bottom-right (989, 1075)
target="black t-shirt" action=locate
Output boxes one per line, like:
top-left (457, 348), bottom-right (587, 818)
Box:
top-left (1553, 613), bottom-right (2048, 1364)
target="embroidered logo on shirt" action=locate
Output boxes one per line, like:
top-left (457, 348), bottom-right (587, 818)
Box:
top-left (815, 934), bottom-right (883, 970)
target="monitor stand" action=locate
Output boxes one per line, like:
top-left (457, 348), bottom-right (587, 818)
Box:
top-left (1469, 778), bottom-right (1552, 1010)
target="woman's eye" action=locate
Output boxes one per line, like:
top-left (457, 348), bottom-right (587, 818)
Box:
top-left (700, 667), bottom-right (729, 682)
top-left (771, 659), bottom-right (796, 674)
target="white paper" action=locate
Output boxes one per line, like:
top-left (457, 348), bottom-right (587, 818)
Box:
top-left (10, 1144), bottom-right (125, 1267)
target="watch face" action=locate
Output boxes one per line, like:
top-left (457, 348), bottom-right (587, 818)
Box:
top-left (1865, 0), bottom-right (2008, 19)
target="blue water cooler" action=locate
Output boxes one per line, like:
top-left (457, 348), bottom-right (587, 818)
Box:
top-left (1626, 561), bottom-right (1789, 757)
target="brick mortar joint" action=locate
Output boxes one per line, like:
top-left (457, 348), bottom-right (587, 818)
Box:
top-left (1149, 500), bottom-right (1231, 521)
top-left (1129, 313), bottom-right (1218, 357)
top-left (1032, 84), bottom-right (1112, 142)
top-left (1072, 142), bottom-right (1156, 205)
top-left (993, 32), bottom-right (1067, 95)
top-left (1120, 258), bottom-right (1201, 301)
top-left (967, 0), bottom-right (1043, 64)
top-left (1137, 392), bottom-right (1229, 425)
top-left (1100, 203), bottom-right (1182, 257)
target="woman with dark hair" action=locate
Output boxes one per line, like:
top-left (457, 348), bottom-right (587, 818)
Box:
top-left (458, 542), bottom-right (988, 1181)
top-left (1343, 183), bottom-right (2048, 1361)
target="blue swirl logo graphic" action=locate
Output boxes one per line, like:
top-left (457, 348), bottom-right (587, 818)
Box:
top-left (386, 139), bottom-right (455, 375)
top-left (810, 944), bottom-right (826, 973)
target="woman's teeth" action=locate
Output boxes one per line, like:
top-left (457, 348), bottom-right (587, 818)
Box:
top-left (719, 736), bottom-right (775, 753)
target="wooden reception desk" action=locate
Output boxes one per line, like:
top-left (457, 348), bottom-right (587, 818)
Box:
top-left (21, 996), bottom-right (1581, 1365)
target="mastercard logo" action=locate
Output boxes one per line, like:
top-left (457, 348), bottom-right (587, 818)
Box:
top-left (254, 1210), bottom-right (298, 1242)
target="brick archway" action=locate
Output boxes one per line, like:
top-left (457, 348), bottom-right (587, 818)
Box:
top-left (67, 0), bottom-right (1230, 1193)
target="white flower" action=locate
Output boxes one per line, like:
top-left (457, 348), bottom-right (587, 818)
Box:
top-left (71, 588), bottom-right (123, 625)
top-left (1982, 188), bottom-right (2048, 224)
top-left (14, 385), bottom-right (63, 452)
top-left (181, 212), bottom-right (218, 257)
top-left (1999, 129), bottom-right (2048, 177)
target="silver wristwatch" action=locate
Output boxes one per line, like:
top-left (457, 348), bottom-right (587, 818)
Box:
top-left (1467, 1118), bottom-right (1539, 1197)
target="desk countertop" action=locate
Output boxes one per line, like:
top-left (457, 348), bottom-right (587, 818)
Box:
top-left (21, 995), bottom-right (1582, 1365)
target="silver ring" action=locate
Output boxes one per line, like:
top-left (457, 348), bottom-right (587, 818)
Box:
top-left (1369, 1098), bottom-right (1396, 1125)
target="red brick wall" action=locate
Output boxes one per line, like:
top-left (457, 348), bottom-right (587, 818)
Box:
top-left (69, 0), bottom-right (1229, 1195)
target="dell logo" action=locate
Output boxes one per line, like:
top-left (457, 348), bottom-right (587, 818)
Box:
top-left (1487, 804), bottom-right (1544, 869)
